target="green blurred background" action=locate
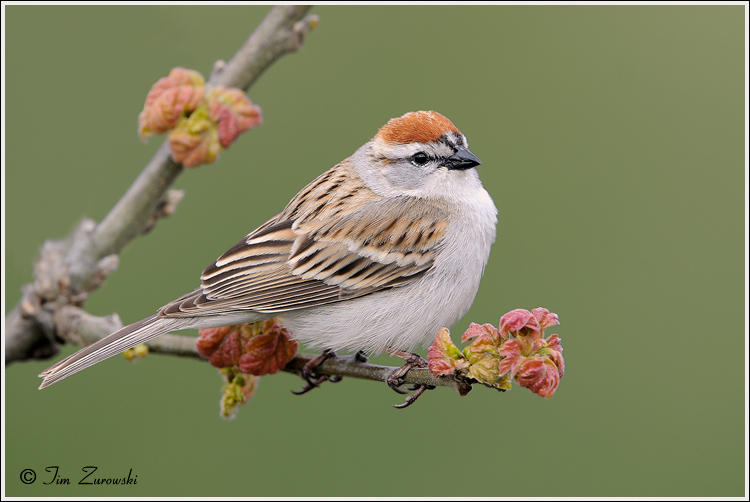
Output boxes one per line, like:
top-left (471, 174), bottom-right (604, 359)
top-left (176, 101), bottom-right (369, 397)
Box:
top-left (3, 5), bottom-right (746, 497)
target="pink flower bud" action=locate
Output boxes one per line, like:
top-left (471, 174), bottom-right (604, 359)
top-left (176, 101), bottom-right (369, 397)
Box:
top-left (461, 322), bottom-right (504, 344)
top-left (238, 320), bottom-right (298, 376)
top-left (428, 308), bottom-right (565, 398)
top-left (544, 334), bottom-right (565, 377)
top-left (207, 87), bottom-right (263, 148)
top-left (515, 357), bottom-right (561, 398)
top-left (196, 324), bottom-right (251, 369)
top-left (531, 307), bottom-right (560, 331)
top-left (427, 328), bottom-right (469, 376)
top-left (498, 338), bottom-right (526, 377)
top-left (499, 309), bottom-right (541, 340)
top-left (168, 107), bottom-right (221, 167)
top-left (138, 67), bottom-right (262, 168)
top-left (196, 319), bottom-right (297, 375)
top-left (498, 325), bottom-right (565, 397)
top-left (138, 68), bottom-right (206, 139)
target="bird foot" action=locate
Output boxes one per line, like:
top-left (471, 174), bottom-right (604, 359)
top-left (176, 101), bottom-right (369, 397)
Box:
top-left (385, 349), bottom-right (436, 409)
top-left (292, 349), bottom-right (340, 395)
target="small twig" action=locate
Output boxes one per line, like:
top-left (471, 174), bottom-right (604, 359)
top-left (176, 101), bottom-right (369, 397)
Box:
top-left (96, 329), bottom-right (474, 397)
top-left (144, 333), bottom-right (207, 359)
top-left (284, 352), bottom-right (473, 397)
top-left (209, 6), bottom-right (318, 89)
top-left (93, 142), bottom-right (183, 259)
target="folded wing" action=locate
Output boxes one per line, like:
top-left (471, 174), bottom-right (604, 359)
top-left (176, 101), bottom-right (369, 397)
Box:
top-left (159, 192), bottom-right (449, 317)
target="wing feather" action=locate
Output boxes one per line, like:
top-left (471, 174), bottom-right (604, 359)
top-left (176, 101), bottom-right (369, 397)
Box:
top-left (158, 164), bottom-right (450, 318)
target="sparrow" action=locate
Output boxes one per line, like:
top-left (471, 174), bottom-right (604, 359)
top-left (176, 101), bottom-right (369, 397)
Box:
top-left (39, 110), bottom-right (498, 389)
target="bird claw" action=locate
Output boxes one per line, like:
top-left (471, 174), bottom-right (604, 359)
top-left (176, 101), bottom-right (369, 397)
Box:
top-left (291, 349), bottom-right (367, 395)
top-left (291, 349), bottom-right (338, 395)
top-left (388, 381), bottom-right (410, 395)
top-left (393, 384), bottom-right (434, 409)
top-left (385, 349), bottom-right (434, 409)
top-left (291, 374), bottom-right (333, 395)
top-left (291, 348), bottom-right (435, 408)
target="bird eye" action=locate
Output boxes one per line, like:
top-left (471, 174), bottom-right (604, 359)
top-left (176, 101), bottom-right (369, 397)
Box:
top-left (412, 152), bottom-right (429, 166)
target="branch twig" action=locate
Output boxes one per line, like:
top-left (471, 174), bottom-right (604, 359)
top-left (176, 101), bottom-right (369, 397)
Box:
top-left (5, 6), bottom-right (318, 365)
top-left (284, 352), bottom-right (474, 396)
top-left (138, 333), bottom-right (474, 397)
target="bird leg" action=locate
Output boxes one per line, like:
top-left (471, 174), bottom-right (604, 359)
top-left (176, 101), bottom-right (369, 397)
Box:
top-left (291, 349), bottom-right (340, 395)
top-left (385, 348), bottom-right (436, 409)
top-left (385, 349), bottom-right (427, 390)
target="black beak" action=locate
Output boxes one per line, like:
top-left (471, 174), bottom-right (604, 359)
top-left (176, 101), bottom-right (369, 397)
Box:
top-left (444, 145), bottom-right (482, 170)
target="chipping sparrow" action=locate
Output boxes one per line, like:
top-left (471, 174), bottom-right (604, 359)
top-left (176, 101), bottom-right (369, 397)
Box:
top-left (39, 110), bottom-right (497, 389)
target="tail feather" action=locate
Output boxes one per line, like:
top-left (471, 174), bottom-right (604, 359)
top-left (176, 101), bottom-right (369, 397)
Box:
top-left (38, 315), bottom-right (188, 389)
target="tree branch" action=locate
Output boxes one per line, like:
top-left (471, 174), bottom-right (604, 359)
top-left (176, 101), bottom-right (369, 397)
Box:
top-left (92, 143), bottom-right (183, 259)
top-left (209, 5), bottom-right (317, 89)
top-left (133, 332), bottom-right (475, 398)
top-left (284, 352), bottom-right (474, 397)
top-left (5, 5), bottom-right (318, 365)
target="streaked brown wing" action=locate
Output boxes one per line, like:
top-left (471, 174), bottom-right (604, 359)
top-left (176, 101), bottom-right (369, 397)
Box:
top-left (288, 196), bottom-right (448, 291)
top-left (160, 218), bottom-right (344, 316)
top-left (159, 170), bottom-right (449, 317)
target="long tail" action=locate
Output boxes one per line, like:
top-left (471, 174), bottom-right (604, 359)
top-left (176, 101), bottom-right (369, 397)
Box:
top-left (38, 315), bottom-right (190, 389)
